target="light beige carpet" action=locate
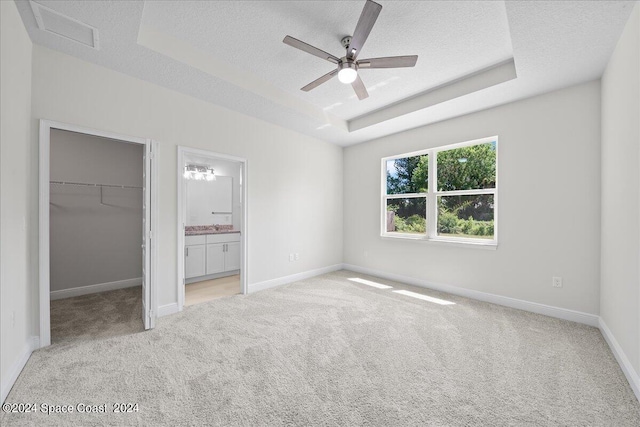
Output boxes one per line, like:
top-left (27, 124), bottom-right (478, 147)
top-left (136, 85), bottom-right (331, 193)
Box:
top-left (2, 271), bottom-right (639, 426)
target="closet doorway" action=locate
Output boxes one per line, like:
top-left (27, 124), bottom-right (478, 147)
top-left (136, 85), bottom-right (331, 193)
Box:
top-left (177, 147), bottom-right (248, 310)
top-left (38, 120), bottom-right (158, 347)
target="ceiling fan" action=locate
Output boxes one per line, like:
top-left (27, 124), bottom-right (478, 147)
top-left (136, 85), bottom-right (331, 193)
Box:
top-left (283, 0), bottom-right (418, 100)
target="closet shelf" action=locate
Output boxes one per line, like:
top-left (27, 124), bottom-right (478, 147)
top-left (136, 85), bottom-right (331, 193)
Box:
top-left (50, 181), bottom-right (142, 190)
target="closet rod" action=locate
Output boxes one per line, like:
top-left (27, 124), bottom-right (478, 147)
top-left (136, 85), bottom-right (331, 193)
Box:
top-left (50, 181), bottom-right (142, 190)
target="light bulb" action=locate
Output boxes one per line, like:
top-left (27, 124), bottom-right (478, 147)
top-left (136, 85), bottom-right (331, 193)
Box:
top-left (206, 173), bottom-right (214, 182)
top-left (183, 170), bottom-right (190, 179)
top-left (195, 172), bottom-right (203, 180)
top-left (338, 67), bottom-right (357, 84)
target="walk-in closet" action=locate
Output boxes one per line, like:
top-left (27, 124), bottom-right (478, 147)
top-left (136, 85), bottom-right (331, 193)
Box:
top-left (49, 129), bottom-right (144, 344)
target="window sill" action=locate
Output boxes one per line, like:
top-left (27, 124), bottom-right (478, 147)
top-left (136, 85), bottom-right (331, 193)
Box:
top-left (380, 233), bottom-right (498, 250)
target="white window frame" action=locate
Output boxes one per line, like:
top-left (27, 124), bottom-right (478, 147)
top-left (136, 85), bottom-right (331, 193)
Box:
top-left (381, 135), bottom-right (498, 247)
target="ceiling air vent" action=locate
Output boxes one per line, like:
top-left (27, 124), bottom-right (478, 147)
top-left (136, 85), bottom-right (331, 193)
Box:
top-left (30, 1), bottom-right (99, 50)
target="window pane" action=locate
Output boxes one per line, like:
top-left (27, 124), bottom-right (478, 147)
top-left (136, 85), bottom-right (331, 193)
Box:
top-left (437, 142), bottom-right (496, 191)
top-left (386, 198), bottom-right (426, 234)
top-left (437, 194), bottom-right (494, 239)
top-left (386, 155), bottom-right (428, 194)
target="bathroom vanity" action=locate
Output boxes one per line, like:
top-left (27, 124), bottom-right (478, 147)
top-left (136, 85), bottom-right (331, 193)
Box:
top-left (185, 226), bottom-right (240, 283)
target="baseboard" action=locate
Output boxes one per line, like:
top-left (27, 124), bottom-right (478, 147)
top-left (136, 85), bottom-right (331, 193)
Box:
top-left (157, 303), bottom-right (179, 317)
top-left (342, 264), bottom-right (600, 327)
top-left (50, 277), bottom-right (142, 300)
top-left (598, 318), bottom-right (640, 402)
top-left (249, 264), bottom-right (343, 293)
top-left (1, 336), bottom-right (39, 404)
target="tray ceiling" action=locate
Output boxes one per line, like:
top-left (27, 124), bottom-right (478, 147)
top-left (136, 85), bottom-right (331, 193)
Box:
top-left (15, 1), bottom-right (636, 146)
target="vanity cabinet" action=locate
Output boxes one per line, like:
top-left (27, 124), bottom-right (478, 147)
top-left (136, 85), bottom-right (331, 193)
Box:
top-left (225, 242), bottom-right (241, 270)
top-left (206, 233), bottom-right (240, 274)
top-left (186, 233), bottom-right (240, 280)
top-left (185, 235), bottom-right (206, 278)
top-left (205, 243), bottom-right (225, 275)
top-left (206, 242), bottom-right (240, 273)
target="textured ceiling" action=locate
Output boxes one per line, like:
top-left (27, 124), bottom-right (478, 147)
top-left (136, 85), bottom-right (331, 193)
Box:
top-left (141, 1), bottom-right (513, 120)
top-left (15, 1), bottom-right (637, 146)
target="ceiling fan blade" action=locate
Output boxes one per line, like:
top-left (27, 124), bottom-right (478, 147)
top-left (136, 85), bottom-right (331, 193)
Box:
top-left (283, 36), bottom-right (340, 64)
top-left (358, 55), bottom-right (418, 69)
top-left (347, 0), bottom-right (382, 59)
top-left (301, 69), bottom-right (339, 92)
top-left (351, 74), bottom-right (369, 100)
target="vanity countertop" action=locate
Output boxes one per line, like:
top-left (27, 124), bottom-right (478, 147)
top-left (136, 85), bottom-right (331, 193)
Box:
top-left (185, 225), bottom-right (240, 236)
top-left (186, 229), bottom-right (240, 236)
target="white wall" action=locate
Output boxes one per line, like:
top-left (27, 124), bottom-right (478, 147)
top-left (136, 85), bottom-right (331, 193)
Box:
top-left (0, 0), bottom-right (34, 402)
top-left (344, 81), bottom-right (601, 315)
top-left (601, 3), bottom-right (640, 376)
top-left (31, 46), bottom-right (344, 312)
top-left (49, 129), bottom-right (143, 292)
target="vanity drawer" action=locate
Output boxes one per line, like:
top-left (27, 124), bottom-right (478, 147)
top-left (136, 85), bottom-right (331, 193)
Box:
top-left (206, 233), bottom-right (241, 244)
top-left (185, 235), bottom-right (206, 245)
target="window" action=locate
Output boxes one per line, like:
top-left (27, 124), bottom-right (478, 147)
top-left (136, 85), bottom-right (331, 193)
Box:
top-left (382, 136), bottom-right (497, 245)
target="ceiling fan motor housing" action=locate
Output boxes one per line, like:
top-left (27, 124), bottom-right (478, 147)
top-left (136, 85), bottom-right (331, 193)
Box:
top-left (339, 60), bottom-right (357, 71)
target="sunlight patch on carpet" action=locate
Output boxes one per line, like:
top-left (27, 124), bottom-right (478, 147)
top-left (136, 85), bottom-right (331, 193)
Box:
top-left (348, 277), bottom-right (393, 289)
top-left (393, 290), bottom-right (455, 305)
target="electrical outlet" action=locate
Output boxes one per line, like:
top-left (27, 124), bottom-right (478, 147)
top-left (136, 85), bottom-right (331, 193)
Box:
top-left (294, 253), bottom-right (299, 261)
top-left (552, 277), bottom-right (563, 288)
top-left (289, 253), bottom-right (294, 262)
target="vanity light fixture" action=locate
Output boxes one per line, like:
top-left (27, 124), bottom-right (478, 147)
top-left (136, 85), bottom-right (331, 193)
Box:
top-left (184, 164), bottom-right (216, 181)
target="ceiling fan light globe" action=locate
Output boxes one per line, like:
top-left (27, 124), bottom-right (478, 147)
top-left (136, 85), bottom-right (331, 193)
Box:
top-left (338, 67), bottom-right (358, 84)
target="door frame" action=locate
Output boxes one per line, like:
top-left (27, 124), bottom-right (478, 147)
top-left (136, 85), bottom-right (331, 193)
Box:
top-left (176, 146), bottom-right (248, 310)
top-left (38, 119), bottom-right (158, 347)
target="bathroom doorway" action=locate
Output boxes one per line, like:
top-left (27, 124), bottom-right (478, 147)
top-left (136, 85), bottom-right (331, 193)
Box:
top-left (176, 147), bottom-right (247, 310)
